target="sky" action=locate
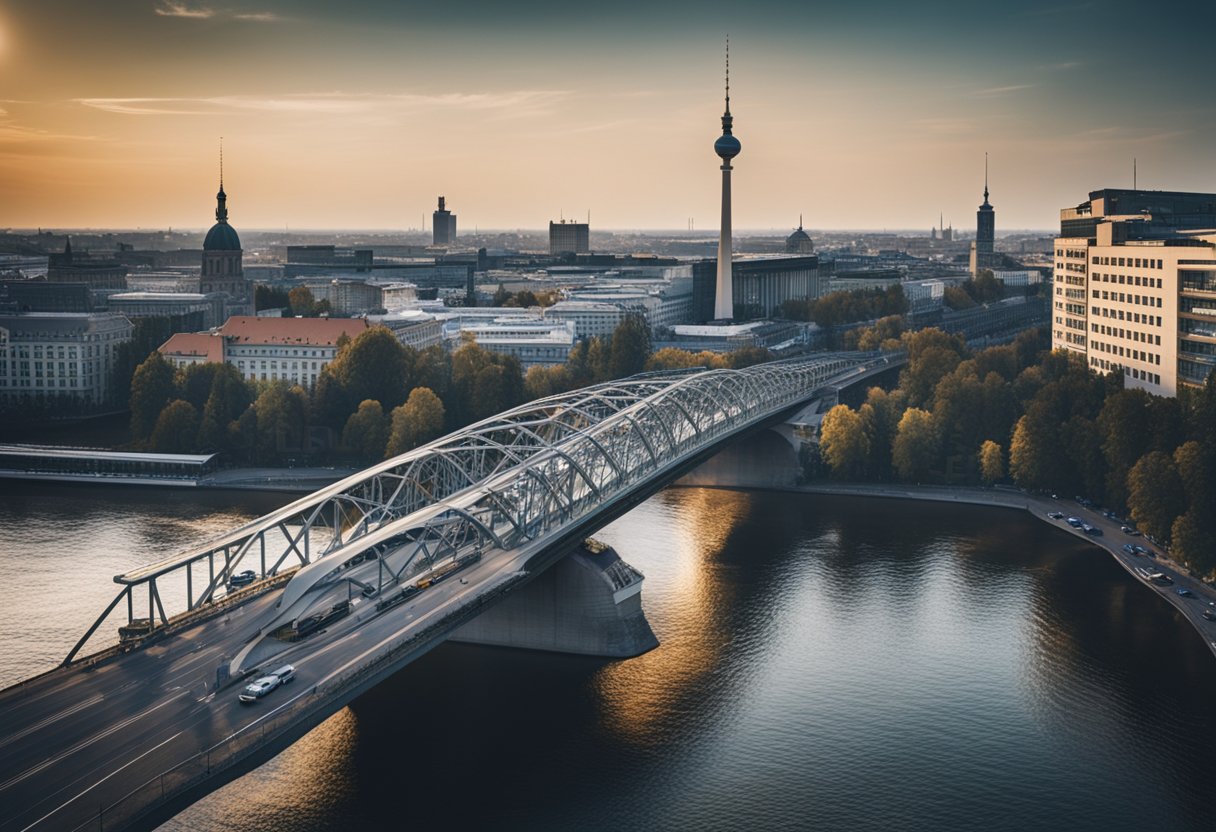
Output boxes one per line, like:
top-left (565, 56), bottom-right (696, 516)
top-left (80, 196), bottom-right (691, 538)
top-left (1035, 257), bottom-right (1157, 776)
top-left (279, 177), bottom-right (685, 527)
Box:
top-left (1, 0), bottom-right (1214, 233)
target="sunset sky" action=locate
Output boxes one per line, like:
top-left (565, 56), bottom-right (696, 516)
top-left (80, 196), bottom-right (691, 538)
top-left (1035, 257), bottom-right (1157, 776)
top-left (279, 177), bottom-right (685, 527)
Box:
top-left (1, 0), bottom-right (1214, 232)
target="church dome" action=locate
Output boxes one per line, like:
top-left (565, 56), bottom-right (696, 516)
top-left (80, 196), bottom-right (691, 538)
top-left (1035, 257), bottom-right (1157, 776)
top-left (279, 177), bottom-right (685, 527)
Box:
top-left (785, 224), bottom-right (813, 254)
top-left (204, 221), bottom-right (241, 251)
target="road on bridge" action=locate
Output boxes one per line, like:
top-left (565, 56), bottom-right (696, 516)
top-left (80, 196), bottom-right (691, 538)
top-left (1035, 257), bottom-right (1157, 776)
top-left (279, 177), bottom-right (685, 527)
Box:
top-left (0, 546), bottom-right (528, 832)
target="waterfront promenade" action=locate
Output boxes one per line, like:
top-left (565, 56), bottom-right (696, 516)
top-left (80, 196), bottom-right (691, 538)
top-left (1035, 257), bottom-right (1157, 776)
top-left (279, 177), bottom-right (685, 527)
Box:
top-left (787, 482), bottom-right (1216, 661)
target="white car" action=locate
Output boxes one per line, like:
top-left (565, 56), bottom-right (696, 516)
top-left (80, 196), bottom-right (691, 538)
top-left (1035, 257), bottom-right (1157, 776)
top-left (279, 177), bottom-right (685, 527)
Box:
top-left (238, 675), bottom-right (281, 703)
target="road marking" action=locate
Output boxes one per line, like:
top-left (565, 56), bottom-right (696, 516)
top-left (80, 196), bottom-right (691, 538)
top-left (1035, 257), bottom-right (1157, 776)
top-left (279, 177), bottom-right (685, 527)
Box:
top-left (0, 691), bottom-right (189, 793)
top-left (0, 694), bottom-right (105, 751)
top-left (18, 730), bottom-right (185, 832)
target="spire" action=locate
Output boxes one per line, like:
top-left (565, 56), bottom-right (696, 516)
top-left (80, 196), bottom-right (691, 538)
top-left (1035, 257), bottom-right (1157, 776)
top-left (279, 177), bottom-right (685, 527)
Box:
top-left (799, 213), bottom-right (803, 230)
top-left (721, 36), bottom-right (733, 134)
top-left (215, 137), bottom-right (228, 223)
top-left (983, 152), bottom-right (990, 205)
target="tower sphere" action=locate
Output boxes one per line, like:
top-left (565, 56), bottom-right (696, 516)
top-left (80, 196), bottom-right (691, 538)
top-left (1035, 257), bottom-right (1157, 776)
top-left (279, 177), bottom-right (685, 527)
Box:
top-left (714, 133), bottom-right (741, 160)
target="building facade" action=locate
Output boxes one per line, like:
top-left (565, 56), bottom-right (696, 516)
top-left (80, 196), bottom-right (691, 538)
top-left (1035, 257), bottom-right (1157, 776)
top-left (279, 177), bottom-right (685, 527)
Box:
top-left (969, 162), bottom-right (997, 276)
top-left (159, 316), bottom-right (369, 387)
top-left (45, 240), bottom-right (127, 291)
top-left (549, 221), bottom-right (590, 255)
top-left (1051, 188), bottom-right (1216, 396)
top-left (0, 312), bottom-right (133, 406)
top-left (432, 197), bottom-right (457, 246)
top-left (691, 255), bottom-right (821, 322)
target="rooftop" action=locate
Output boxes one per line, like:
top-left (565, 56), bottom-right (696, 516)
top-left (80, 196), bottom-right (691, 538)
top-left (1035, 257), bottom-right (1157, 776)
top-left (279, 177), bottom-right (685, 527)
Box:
top-left (159, 332), bottom-right (223, 363)
top-left (218, 315), bottom-right (369, 346)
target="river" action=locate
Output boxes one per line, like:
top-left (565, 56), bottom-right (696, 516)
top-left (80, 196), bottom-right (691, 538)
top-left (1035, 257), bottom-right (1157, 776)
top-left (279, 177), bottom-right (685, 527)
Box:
top-left (1, 483), bottom-right (1213, 830)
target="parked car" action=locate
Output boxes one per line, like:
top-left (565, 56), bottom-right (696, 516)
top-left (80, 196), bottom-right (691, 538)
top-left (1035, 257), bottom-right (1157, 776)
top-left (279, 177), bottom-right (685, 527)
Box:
top-left (1048, 511), bottom-right (1065, 520)
top-left (1123, 544), bottom-right (1137, 555)
top-left (1121, 525), bottom-right (1140, 536)
top-left (1066, 517), bottom-right (1083, 527)
top-left (1202, 609), bottom-right (1216, 622)
top-left (1176, 588), bottom-right (1195, 598)
top-left (1082, 524), bottom-right (1103, 536)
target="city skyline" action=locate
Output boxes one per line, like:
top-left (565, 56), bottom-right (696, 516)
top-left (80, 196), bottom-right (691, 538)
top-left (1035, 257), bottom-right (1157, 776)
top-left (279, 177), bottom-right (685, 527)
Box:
top-left (2, 1), bottom-right (1216, 231)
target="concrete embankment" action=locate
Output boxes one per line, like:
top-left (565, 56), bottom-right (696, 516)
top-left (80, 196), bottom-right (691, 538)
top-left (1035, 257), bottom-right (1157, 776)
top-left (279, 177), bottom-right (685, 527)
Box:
top-left (761, 482), bottom-right (1216, 662)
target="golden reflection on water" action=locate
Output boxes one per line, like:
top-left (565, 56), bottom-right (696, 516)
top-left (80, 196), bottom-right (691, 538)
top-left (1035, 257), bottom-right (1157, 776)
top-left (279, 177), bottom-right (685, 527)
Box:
top-left (164, 707), bottom-right (360, 831)
top-left (591, 488), bottom-right (754, 746)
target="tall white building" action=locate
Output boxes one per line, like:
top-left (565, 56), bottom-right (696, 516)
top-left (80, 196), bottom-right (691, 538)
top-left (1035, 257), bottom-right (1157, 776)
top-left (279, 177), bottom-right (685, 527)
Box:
top-left (713, 45), bottom-right (741, 321)
top-left (1051, 188), bottom-right (1216, 396)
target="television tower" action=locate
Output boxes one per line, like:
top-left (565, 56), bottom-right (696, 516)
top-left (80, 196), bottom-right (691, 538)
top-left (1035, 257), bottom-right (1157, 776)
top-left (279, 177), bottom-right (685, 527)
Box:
top-left (713, 39), bottom-right (741, 321)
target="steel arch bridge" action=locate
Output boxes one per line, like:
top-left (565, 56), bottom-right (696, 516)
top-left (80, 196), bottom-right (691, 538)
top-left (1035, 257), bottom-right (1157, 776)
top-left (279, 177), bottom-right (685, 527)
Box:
top-left (66, 352), bottom-right (892, 665)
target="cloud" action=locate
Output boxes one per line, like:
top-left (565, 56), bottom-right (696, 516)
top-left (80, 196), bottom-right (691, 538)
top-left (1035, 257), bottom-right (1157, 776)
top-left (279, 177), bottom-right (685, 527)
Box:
top-left (970, 84), bottom-right (1034, 97)
top-left (75, 91), bottom-right (570, 117)
top-left (154, 1), bottom-right (214, 18)
top-left (234, 12), bottom-right (279, 22)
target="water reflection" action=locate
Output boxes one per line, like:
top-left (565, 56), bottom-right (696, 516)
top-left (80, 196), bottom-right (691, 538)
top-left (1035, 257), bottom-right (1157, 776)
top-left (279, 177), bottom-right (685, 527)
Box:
top-left (4, 484), bottom-right (1215, 830)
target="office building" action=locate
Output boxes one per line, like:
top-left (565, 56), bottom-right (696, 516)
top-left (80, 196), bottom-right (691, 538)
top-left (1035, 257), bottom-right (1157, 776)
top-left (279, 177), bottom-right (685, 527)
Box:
top-left (447, 320), bottom-right (576, 368)
top-left (159, 316), bottom-right (369, 387)
top-left (433, 197), bottom-right (457, 246)
top-left (691, 255), bottom-right (821, 322)
top-left (0, 281), bottom-right (93, 313)
top-left (969, 156), bottom-right (997, 276)
top-left (549, 221), bottom-right (590, 256)
top-left (0, 312), bottom-right (133, 406)
top-left (367, 310), bottom-right (443, 351)
top-left (1051, 188), bottom-right (1216, 396)
top-left (107, 292), bottom-right (225, 329)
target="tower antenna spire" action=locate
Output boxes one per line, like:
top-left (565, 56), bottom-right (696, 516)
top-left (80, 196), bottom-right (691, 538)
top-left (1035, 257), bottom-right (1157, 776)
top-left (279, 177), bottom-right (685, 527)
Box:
top-left (219, 136), bottom-right (224, 190)
top-left (983, 151), bottom-right (989, 203)
top-left (1134, 157), bottom-right (1138, 190)
top-left (725, 35), bottom-right (730, 115)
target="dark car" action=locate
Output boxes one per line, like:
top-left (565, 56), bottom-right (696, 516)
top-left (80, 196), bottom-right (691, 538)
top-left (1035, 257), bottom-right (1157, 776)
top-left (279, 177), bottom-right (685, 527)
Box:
top-left (1203, 609), bottom-right (1216, 622)
top-left (1123, 544), bottom-right (1137, 554)
top-left (1083, 524), bottom-right (1103, 536)
top-left (228, 569), bottom-right (256, 588)
top-left (1176, 588), bottom-right (1195, 598)
top-left (1121, 525), bottom-right (1140, 536)
top-left (1066, 517), bottom-right (1083, 527)
top-left (1048, 511), bottom-right (1065, 520)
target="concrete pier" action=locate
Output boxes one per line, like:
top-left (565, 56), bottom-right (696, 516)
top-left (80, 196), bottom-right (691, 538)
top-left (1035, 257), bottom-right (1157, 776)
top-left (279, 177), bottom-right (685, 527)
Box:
top-left (450, 540), bottom-right (658, 658)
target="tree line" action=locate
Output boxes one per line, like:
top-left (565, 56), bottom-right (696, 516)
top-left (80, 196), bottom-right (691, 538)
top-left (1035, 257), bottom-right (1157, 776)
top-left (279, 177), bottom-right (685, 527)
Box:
top-left (781, 284), bottom-right (908, 327)
top-left (814, 327), bottom-right (1216, 576)
top-left (128, 313), bottom-right (768, 467)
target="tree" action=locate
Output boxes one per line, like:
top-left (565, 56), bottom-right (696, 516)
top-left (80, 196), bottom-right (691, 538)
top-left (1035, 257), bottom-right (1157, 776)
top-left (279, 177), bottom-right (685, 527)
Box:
top-left (892, 407), bottom-right (939, 481)
top-left (198, 363), bottom-right (254, 452)
top-left (340, 400), bottom-right (388, 461)
top-left (819, 405), bottom-right (871, 479)
top-left (129, 351), bottom-right (178, 440)
top-left (385, 387), bottom-right (446, 457)
top-left (525, 365), bottom-right (574, 400)
top-left (149, 399), bottom-right (199, 454)
top-left (255, 284), bottom-right (290, 312)
top-left (178, 362), bottom-right (221, 410)
top-left (608, 315), bottom-right (651, 379)
top-left (288, 286), bottom-right (318, 317)
top-left (979, 440), bottom-right (1004, 484)
top-left (326, 326), bottom-right (414, 412)
top-left (253, 382), bottom-right (308, 463)
top-left (1097, 388), bottom-right (1152, 509)
top-left (1126, 450), bottom-right (1184, 542)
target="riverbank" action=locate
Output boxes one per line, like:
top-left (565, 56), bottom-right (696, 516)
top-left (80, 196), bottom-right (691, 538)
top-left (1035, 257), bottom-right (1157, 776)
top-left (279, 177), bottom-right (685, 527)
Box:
top-left (778, 481), bottom-right (1216, 661)
top-left (0, 466), bottom-right (357, 492)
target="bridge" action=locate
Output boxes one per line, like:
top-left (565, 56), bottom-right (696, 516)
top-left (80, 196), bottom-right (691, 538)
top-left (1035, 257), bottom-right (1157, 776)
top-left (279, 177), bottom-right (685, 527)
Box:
top-left (0, 351), bottom-right (896, 832)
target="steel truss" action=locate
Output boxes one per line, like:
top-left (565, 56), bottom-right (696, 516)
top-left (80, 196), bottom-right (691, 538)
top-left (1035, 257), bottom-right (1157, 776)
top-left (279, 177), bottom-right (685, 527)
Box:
top-left (66, 352), bottom-right (888, 664)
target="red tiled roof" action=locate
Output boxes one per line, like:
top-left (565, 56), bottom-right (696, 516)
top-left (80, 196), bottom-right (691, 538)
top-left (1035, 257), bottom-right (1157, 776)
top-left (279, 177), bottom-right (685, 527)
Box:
top-left (159, 332), bottom-right (223, 363)
top-left (217, 316), bottom-right (369, 346)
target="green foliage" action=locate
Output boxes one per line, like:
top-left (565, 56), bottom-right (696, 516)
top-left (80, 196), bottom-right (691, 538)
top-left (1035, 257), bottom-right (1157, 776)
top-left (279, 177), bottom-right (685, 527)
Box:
top-left (129, 351), bottom-right (178, 440)
top-left (340, 400), bottom-right (388, 460)
top-left (198, 363), bottom-right (254, 452)
top-left (316, 327), bottom-right (415, 431)
top-left (149, 399), bottom-right (199, 453)
top-left (254, 284), bottom-right (290, 312)
top-left (1126, 450), bottom-right (1184, 541)
top-left (385, 387), bottom-right (446, 458)
top-left (288, 286), bottom-right (329, 317)
top-left (608, 314), bottom-right (652, 379)
top-left (253, 382), bottom-right (309, 463)
top-left (449, 340), bottom-right (525, 426)
top-left (178, 362), bottom-right (221, 410)
top-left (782, 285), bottom-right (907, 327)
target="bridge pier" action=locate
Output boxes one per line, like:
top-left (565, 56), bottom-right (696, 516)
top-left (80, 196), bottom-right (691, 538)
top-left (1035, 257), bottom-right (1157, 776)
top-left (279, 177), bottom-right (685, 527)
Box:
top-left (449, 540), bottom-right (658, 658)
top-left (675, 426), bottom-right (802, 489)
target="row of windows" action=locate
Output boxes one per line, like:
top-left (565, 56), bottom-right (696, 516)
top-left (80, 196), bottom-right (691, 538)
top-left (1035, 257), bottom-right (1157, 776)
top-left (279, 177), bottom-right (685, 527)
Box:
top-left (1087, 357), bottom-right (1162, 387)
top-left (1093, 255), bottom-right (1163, 270)
top-left (1093, 291), bottom-right (1163, 308)
top-left (1092, 307), bottom-right (1162, 327)
top-left (231, 347), bottom-right (331, 358)
top-left (1094, 273), bottom-right (1163, 290)
top-left (1090, 339), bottom-right (1160, 366)
top-left (1090, 323), bottom-right (1161, 346)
